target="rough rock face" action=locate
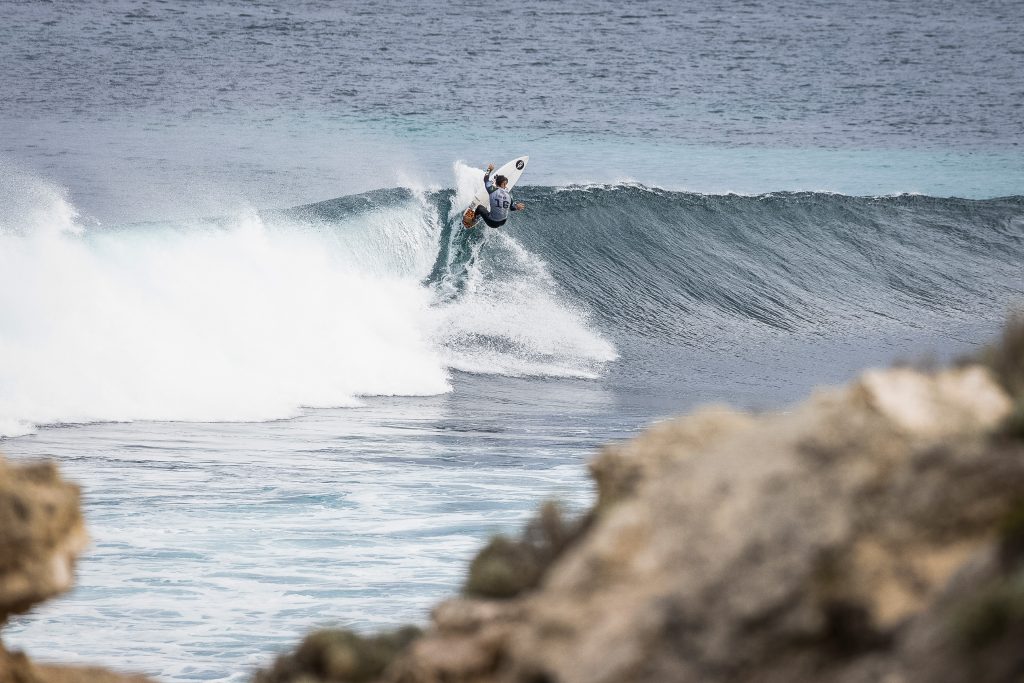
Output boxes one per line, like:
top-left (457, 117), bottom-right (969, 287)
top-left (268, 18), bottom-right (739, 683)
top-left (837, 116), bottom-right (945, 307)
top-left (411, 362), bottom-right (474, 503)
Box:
top-left (0, 651), bottom-right (154, 683)
top-left (0, 458), bottom-right (87, 625)
top-left (256, 627), bottom-right (422, 683)
top-left (0, 456), bottom-right (154, 683)
top-left (345, 362), bottom-right (1022, 683)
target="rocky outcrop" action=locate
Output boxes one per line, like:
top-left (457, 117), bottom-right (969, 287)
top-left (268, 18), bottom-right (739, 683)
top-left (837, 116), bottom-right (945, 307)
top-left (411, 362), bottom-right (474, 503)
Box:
top-left (260, 318), bottom-right (1024, 683)
top-left (256, 628), bottom-right (422, 683)
top-left (380, 364), bottom-right (1022, 683)
top-left (0, 652), bottom-right (154, 683)
top-left (0, 456), bottom-right (153, 683)
top-left (0, 459), bottom-right (87, 624)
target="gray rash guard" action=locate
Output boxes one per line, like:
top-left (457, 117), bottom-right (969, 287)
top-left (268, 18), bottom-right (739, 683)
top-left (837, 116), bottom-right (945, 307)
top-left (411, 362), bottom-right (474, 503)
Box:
top-left (484, 173), bottom-right (517, 222)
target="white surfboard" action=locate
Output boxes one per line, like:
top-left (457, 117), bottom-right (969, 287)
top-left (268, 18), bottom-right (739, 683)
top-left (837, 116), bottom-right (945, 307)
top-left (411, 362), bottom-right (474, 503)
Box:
top-left (469, 155), bottom-right (529, 210)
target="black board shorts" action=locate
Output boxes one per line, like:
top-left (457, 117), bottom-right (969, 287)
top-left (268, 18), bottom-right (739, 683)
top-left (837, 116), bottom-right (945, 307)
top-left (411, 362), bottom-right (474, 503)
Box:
top-left (474, 205), bottom-right (507, 229)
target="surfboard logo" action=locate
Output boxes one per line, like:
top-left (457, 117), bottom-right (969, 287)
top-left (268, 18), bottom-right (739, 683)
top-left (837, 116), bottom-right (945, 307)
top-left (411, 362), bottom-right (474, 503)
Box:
top-left (516, 160), bottom-right (525, 170)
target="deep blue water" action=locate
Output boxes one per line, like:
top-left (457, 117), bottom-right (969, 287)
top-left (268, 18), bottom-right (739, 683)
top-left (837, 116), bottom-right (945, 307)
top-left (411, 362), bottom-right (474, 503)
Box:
top-left (1, 1), bottom-right (1022, 680)
top-left (2, 0), bottom-right (1023, 221)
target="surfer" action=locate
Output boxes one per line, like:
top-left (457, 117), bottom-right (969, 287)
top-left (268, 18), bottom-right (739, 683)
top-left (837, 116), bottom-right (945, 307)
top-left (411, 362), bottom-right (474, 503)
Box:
top-left (464, 163), bottom-right (526, 229)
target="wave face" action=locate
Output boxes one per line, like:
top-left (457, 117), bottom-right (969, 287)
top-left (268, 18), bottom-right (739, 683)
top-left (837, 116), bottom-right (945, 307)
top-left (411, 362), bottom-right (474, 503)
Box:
top-left (502, 186), bottom-right (1024, 343)
top-left (1, 168), bottom-right (1022, 436)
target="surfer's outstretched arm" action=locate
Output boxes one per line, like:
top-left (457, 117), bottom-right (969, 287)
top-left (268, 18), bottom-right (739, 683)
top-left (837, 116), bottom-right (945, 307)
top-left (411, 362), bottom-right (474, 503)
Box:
top-left (484, 163), bottom-right (496, 193)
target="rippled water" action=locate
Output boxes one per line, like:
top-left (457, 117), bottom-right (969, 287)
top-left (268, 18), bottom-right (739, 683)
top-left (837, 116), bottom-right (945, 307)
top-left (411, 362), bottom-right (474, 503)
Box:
top-left (4, 0), bottom-right (1022, 146)
top-left (4, 376), bottom-right (634, 680)
top-left (2, 0), bottom-right (1023, 221)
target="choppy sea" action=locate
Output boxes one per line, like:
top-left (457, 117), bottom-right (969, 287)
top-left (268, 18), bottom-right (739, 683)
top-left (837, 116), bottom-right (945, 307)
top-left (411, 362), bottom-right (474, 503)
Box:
top-left (2, 1), bottom-right (1022, 680)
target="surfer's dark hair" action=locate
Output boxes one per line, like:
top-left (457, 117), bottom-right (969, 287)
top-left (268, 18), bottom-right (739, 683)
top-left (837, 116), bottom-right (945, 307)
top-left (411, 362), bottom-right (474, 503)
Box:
top-left (495, 175), bottom-right (508, 186)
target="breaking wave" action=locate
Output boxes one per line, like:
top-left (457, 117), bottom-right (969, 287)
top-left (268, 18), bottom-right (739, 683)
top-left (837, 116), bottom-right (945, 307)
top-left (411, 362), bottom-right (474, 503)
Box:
top-left (2, 165), bottom-right (1021, 436)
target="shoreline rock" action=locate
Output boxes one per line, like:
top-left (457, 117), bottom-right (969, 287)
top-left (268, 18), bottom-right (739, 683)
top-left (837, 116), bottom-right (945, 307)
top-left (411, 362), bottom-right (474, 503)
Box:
top-left (0, 460), bottom-right (88, 624)
top-left (374, 363), bottom-right (1023, 683)
top-left (0, 457), bottom-right (154, 683)
top-left (254, 345), bottom-right (1023, 683)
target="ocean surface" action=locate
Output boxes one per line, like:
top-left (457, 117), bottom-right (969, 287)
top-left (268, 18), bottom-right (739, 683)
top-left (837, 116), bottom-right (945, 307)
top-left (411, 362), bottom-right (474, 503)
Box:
top-left (1, 1), bottom-right (1022, 680)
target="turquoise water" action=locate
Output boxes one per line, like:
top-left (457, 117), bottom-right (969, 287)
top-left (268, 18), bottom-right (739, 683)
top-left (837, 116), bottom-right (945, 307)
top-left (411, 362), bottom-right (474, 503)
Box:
top-left (4, 116), bottom-right (1022, 225)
